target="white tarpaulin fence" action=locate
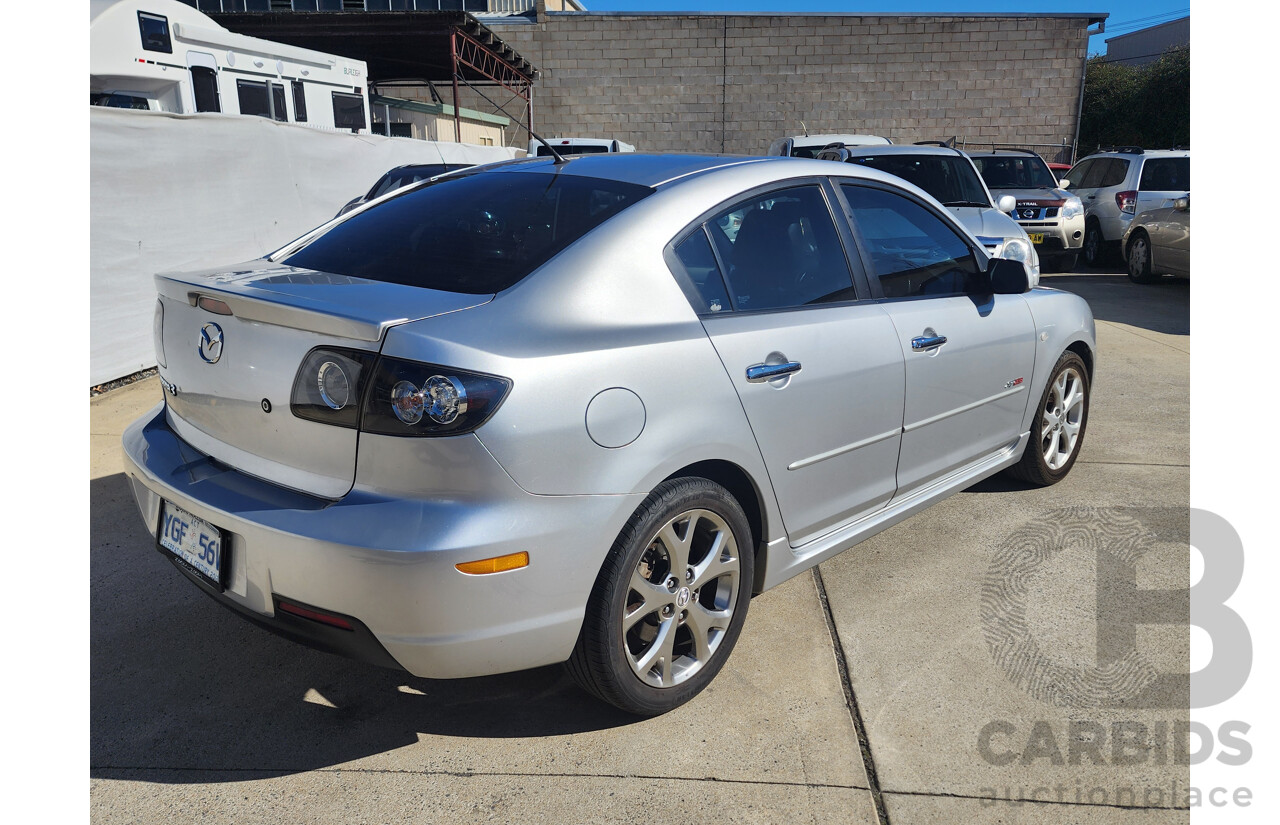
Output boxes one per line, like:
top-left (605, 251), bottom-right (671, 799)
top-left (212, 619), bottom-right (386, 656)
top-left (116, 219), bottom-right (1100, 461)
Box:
top-left (90, 107), bottom-right (518, 385)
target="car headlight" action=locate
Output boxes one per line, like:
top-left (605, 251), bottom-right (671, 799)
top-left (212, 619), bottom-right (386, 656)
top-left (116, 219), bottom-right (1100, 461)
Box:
top-left (1061, 197), bottom-right (1084, 219)
top-left (997, 237), bottom-right (1041, 288)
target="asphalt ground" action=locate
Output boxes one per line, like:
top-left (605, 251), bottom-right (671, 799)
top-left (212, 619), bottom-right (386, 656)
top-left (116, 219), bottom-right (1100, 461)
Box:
top-left (90, 267), bottom-right (1190, 824)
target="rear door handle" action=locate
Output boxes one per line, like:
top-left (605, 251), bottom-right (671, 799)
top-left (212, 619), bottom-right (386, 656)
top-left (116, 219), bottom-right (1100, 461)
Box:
top-left (911, 335), bottom-right (948, 351)
top-left (746, 361), bottom-right (802, 383)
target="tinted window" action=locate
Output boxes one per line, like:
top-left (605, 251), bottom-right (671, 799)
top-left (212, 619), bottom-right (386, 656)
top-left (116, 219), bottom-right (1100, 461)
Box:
top-left (1097, 158), bottom-right (1131, 187)
top-left (1062, 159), bottom-right (1093, 190)
top-left (271, 83), bottom-right (288, 122)
top-left (842, 185), bottom-right (983, 299)
top-left (366, 165), bottom-right (454, 199)
top-left (846, 154), bottom-right (990, 207)
top-left (291, 80), bottom-right (307, 122)
top-left (138, 12), bottom-right (171, 53)
top-left (971, 155), bottom-right (1058, 189)
top-left (190, 67), bottom-right (220, 113)
top-left (91, 92), bottom-right (150, 110)
top-left (535, 144), bottom-right (610, 157)
top-left (672, 229), bottom-right (731, 314)
top-left (709, 185), bottom-right (856, 311)
top-left (283, 172), bottom-right (654, 294)
top-left (332, 92), bottom-right (366, 131)
top-left (236, 80), bottom-right (270, 118)
top-left (1139, 157), bottom-right (1190, 191)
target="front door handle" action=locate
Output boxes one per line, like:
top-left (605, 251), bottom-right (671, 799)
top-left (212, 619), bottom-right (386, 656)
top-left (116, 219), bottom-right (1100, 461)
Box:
top-left (746, 361), bottom-right (802, 383)
top-left (911, 335), bottom-right (948, 351)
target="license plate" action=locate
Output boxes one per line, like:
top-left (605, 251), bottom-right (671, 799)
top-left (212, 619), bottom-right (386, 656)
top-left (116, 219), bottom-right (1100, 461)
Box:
top-left (1028, 233), bottom-right (1045, 244)
top-left (158, 500), bottom-right (225, 588)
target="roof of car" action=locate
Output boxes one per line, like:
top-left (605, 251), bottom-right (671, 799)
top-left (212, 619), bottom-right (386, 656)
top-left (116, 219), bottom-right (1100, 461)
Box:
top-left (487, 153), bottom-right (778, 187)
top-left (789, 134), bottom-right (892, 147)
top-left (841, 144), bottom-right (967, 158)
top-left (1079, 148), bottom-right (1190, 159)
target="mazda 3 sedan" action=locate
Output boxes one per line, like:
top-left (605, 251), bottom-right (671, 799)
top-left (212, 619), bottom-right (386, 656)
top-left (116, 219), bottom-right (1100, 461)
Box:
top-left (124, 154), bottom-right (1095, 716)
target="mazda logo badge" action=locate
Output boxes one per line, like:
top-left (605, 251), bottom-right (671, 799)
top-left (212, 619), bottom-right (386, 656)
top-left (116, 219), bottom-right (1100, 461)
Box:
top-left (198, 322), bottom-right (224, 364)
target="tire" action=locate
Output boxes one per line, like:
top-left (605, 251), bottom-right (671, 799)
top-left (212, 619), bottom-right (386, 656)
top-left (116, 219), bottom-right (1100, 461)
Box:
top-left (1045, 252), bottom-right (1078, 274)
top-left (1006, 351), bottom-right (1090, 486)
top-left (1082, 221), bottom-right (1107, 268)
top-left (1126, 230), bottom-right (1158, 284)
top-left (567, 477), bottom-right (754, 716)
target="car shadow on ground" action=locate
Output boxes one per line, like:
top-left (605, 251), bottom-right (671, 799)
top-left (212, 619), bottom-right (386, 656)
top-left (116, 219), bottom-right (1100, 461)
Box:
top-left (90, 473), bottom-right (638, 783)
top-left (1040, 268), bottom-right (1188, 336)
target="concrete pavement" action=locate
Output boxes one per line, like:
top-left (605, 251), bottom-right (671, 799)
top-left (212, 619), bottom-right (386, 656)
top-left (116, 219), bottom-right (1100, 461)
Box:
top-left (90, 270), bottom-right (1190, 824)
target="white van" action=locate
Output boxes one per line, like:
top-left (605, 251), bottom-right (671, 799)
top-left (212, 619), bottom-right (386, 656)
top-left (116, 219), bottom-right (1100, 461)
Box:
top-left (528, 138), bottom-right (636, 158)
top-left (767, 134), bottom-right (893, 158)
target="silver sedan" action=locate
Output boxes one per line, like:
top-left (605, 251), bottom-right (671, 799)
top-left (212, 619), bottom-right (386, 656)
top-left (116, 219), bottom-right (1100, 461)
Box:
top-left (123, 154), bottom-right (1096, 715)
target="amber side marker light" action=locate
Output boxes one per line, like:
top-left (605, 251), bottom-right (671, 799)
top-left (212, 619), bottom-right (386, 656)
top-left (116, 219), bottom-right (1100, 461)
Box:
top-left (456, 552), bottom-right (529, 575)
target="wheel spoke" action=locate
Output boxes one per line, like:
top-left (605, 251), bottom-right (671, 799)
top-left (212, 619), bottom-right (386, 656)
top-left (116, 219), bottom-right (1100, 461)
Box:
top-left (632, 616), bottom-right (676, 681)
top-left (690, 530), bottom-right (739, 590)
top-left (625, 569), bottom-right (667, 630)
top-left (684, 603), bottom-right (730, 662)
top-left (658, 518), bottom-right (695, 571)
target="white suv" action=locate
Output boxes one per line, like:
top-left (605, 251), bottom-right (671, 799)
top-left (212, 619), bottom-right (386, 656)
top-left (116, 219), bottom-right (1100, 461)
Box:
top-left (1061, 147), bottom-right (1191, 267)
top-left (968, 149), bottom-right (1085, 273)
top-left (767, 134), bottom-right (892, 158)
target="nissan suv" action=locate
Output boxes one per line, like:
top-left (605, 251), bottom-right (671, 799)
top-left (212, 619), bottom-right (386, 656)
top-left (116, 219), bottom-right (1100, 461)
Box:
top-left (968, 149), bottom-right (1085, 272)
top-left (1060, 147), bottom-right (1191, 268)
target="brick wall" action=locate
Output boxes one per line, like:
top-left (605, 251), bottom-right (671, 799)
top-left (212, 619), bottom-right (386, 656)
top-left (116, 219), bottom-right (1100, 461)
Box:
top-left (486, 13), bottom-right (1091, 159)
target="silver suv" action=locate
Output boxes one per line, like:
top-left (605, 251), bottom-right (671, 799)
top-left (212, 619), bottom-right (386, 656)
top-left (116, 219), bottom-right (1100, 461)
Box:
top-left (968, 149), bottom-right (1085, 273)
top-left (1061, 147), bottom-right (1191, 267)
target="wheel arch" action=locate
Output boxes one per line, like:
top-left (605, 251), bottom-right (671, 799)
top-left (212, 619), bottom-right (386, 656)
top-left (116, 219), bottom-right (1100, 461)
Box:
top-left (663, 459), bottom-right (770, 594)
top-left (1065, 339), bottom-right (1094, 382)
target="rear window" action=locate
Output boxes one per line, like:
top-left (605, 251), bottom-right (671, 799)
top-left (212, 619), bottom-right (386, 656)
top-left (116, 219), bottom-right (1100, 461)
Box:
top-left (535, 144), bottom-right (611, 157)
top-left (283, 172), bottom-right (654, 294)
top-left (846, 154), bottom-right (990, 208)
top-left (1139, 157), bottom-right (1190, 191)
top-left (367, 164), bottom-right (465, 200)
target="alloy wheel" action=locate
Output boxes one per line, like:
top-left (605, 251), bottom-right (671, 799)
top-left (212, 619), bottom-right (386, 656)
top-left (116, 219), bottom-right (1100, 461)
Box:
top-left (1041, 367), bottom-right (1086, 470)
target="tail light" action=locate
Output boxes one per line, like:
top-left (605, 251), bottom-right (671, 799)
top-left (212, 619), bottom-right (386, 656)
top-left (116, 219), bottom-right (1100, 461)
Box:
top-left (290, 347), bottom-right (377, 428)
top-left (153, 299), bottom-right (166, 369)
top-left (1116, 190), bottom-right (1137, 214)
top-left (361, 357), bottom-right (511, 437)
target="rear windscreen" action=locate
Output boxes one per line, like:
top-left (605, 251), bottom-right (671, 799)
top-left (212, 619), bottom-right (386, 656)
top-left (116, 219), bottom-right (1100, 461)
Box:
top-left (283, 172), bottom-right (654, 294)
top-left (536, 144), bottom-right (611, 157)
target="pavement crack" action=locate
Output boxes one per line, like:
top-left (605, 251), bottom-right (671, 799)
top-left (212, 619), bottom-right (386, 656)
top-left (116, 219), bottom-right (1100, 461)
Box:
top-left (882, 788), bottom-right (1191, 812)
top-left (812, 566), bottom-right (891, 825)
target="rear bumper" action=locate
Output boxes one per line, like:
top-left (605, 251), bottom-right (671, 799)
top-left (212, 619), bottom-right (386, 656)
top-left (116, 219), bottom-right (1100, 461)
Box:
top-left (122, 403), bottom-right (644, 678)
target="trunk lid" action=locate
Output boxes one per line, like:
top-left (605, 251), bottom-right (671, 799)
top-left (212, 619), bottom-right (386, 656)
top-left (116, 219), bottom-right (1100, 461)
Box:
top-left (155, 259), bottom-right (492, 498)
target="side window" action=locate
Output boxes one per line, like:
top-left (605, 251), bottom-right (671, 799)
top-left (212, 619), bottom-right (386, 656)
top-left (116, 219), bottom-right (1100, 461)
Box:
top-left (1097, 158), bottom-right (1131, 187)
top-left (138, 12), bottom-right (172, 54)
top-left (332, 92), bottom-right (367, 131)
top-left (1062, 159), bottom-right (1093, 190)
top-left (190, 67), bottom-right (220, 113)
top-left (709, 185), bottom-right (856, 311)
top-left (291, 81), bottom-right (308, 123)
top-left (1139, 157), bottom-right (1190, 191)
top-left (1078, 160), bottom-right (1111, 189)
top-left (841, 184), bottom-right (983, 299)
top-left (672, 229), bottom-right (731, 314)
top-left (236, 80), bottom-right (270, 119)
top-left (270, 82), bottom-right (288, 122)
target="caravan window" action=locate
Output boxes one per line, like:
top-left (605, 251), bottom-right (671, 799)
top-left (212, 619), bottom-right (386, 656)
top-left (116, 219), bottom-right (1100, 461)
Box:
top-left (236, 80), bottom-right (271, 119)
top-left (291, 81), bottom-right (308, 122)
top-left (332, 92), bottom-right (367, 131)
top-left (137, 12), bottom-right (172, 54)
top-left (271, 83), bottom-right (288, 122)
top-left (191, 67), bottom-right (221, 113)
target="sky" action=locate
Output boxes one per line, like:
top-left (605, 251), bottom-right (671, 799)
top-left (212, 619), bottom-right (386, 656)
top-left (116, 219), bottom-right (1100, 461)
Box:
top-left (583, 1), bottom-right (1190, 56)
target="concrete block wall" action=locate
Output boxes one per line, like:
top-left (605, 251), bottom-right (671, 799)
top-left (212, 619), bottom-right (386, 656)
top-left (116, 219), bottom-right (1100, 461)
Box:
top-left (488, 13), bottom-right (1091, 158)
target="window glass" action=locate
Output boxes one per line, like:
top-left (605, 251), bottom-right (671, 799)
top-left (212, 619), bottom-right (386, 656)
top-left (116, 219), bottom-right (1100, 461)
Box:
top-left (137, 12), bottom-right (172, 54)
top-left (709, 185), bottom-right (856, 311)
top-left (271, 83), bottom-right (288, 122)
top-left (1139, 157), bottom-right (1190, 191)
top-left (1097, 158), bottom-right (1131, 187)
top-left (367, 165), bottom-right (453, 199)
top-left (534, 144), bottom-right (610, 157)
top-left (332, 92), bottom-right (366, 131)
top-left (190, 67), bottom-right (220, 113)
top-left (236, 80), bottom-right (270, 119)
top-left (673, 229), bottom-right (731, 314)
top-left (291, 80), bottom-right (307, 122)
top-left (283, 172), bottom-right (654, 295)
top-left (971, 155), bottom-right (1058, 189)
top-left (1062, 159), bottom-right (1093, 190)
top-left (842, 185), bottom-right (983, 299)
top-left (845, 154), bottom-right (990, 207)
top-left (90, 92), bottom-right (150, 110)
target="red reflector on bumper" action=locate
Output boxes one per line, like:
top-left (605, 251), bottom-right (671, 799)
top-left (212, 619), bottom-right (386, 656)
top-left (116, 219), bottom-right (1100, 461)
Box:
top-left (277, 600), bottom-right (354, 631)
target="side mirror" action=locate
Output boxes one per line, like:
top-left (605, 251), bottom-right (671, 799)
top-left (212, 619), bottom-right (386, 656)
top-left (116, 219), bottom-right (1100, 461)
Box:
top-left (1174, 195), bottom-right (1190, 211)
top-left (1058, 178), bottom-right (1071, 189)
top-left (987, 257), bottom-right (1031, 294)
top-left (996, 194), bottom-right (1017, 213)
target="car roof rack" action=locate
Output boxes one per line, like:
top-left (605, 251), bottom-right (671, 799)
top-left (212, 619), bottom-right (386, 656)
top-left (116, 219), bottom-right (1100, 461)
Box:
top-left (913, 138), bottom-right (957, 149)
top-left (988, 146), bottom-right (1041, 156)
top-left (1097, 145), bottom-right (1144, 154)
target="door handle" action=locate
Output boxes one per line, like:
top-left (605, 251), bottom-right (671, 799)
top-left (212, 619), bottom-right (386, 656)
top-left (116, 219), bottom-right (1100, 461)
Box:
top-left (746, 361), bottom-right (802, 383)
top-left (911, 335), bottom-right (948, 351)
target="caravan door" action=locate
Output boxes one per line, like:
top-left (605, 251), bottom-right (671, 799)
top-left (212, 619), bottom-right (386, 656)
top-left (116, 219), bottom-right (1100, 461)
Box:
top-left (186, 51), bottom-right (221, 114)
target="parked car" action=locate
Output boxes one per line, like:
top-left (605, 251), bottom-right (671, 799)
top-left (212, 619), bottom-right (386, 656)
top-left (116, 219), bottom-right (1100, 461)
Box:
top-left (767, 133), bottom-right (893, 158)
top-left (1060, 147), bottom-right (1190, 268)
top-left (336, 163), bottom-right (472, 217)
top-left (125, 153), bottom-right (1094, 716)
top-left (528, 137), bottom-right (636, 157)
top-left (1047, 162), bottom-right (1072, 182)
top-left (1123, 193), bottom-right (1190, 283)
top-left (817, 144), bottom-right (1040, 282)
top-left (968, 148), bottom-right (1086, 272)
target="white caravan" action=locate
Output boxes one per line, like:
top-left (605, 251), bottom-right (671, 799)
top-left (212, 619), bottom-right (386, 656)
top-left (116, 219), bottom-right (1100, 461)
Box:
top-left (528, 137), bottom-right (637, 158)
top-left (90, 0), bottom-right (371, 132)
